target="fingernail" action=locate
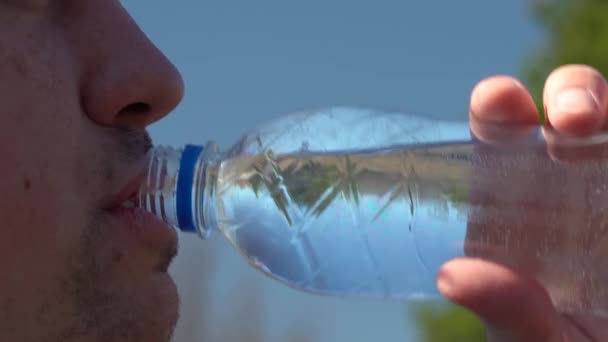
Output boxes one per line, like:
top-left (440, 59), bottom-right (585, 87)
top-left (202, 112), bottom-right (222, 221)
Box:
top-left (555, 88), bottom-right (599, 115)
top-left (486, 111), bottom-right (514, 123)
top-left (471, 110), bottom-right (512, 124)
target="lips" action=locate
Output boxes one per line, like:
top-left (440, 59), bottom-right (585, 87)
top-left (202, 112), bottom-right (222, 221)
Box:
top-left (102, 172), bottom-right (178, 273)
top-left (101, 173), bottom-right (146, 210)
top-left (105, 206), bottom-right (179, 271)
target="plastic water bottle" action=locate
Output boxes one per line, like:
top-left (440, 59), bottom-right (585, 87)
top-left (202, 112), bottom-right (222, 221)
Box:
top-left (139, 106), bottom-right (608, 317)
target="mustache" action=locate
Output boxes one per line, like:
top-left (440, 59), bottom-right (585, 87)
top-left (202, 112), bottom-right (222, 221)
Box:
top-left (101, 127), bottom-right (153, 181)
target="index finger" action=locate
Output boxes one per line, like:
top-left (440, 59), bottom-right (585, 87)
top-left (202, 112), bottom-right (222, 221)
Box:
top-left (469, 75), bottom-right (540, 143)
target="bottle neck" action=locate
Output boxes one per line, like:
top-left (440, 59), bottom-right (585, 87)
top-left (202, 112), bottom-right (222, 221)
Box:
top-left (139, 142), bottom-right (220, 239)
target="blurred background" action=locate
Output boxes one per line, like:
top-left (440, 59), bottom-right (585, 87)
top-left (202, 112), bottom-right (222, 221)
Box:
top-left (121, 0), bottom-right (607, 341)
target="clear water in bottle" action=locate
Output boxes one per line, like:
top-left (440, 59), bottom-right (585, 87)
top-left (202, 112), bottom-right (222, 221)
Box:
top-left (142, 107), bottom-right (608, 317)
top-left (216, 142), bottom-right (471, 300)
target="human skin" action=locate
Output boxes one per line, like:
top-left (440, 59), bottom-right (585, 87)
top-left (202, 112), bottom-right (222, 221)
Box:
top-left (0, 1), bottom-right (184, 341)
top-left (443, 65), bottom-right (608, 341)
top-left (1, 1), bottom-right (606, 342)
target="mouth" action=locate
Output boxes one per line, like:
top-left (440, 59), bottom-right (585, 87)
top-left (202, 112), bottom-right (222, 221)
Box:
top-left (101, 173), bottom-right (178, 273)
top-left (101, 173), bottom-right (146, 211)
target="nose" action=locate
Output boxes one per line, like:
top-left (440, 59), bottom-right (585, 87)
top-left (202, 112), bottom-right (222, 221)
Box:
top-left (71, 1), bottom-right (185, 128)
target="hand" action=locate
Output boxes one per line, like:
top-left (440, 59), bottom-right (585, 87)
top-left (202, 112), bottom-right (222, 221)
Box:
top-left (437, 65), bottom-right (608, 341)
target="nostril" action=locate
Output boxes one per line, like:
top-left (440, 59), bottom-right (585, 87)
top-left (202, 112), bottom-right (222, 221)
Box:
top-left (120, 102), bottom-right (151, 115)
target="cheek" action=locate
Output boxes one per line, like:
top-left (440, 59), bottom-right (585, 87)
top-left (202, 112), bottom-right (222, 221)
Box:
top-left (0, 173), bottom-right (65, 304)
top-left (0, 23), bottom-right (98, 291)
top-left (0, 158), bottom-right (71, 257)
top-left (0, 66), bottom-right (86, 248)
top-left (0, 114), bottom-right (88, 293)
top-left (0, 149), bottom-right (95, 312)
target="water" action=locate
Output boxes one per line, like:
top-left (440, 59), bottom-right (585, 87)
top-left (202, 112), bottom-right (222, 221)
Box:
top-left (142, 107), bottom-right (608, 317)
top-left (214, 143), bottom-right (472, 299)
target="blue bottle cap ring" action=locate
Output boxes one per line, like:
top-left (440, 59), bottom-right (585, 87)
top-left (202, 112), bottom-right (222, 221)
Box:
top-left (176, 144), bottom-right (204, 232)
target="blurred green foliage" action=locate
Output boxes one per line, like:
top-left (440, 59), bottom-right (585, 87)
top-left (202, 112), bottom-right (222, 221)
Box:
top-left (412, 1), bottom-right (608, 341)
top-left (411, 302), bottom-right (487, 342)
top-left (523, 0), bottom-right (608, 122)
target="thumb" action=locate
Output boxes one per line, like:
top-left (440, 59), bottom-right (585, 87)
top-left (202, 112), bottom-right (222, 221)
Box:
top-left (437, 257), bottom-right (564, 342)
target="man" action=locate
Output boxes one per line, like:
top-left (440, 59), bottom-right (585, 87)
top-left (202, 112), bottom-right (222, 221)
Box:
top-left (0, 1), bottom-right (603, 341)
top-left (0, 1), bottom-right (183, 341)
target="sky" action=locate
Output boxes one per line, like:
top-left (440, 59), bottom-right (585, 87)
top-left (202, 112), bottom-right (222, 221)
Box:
top-left (121, 1), bottom-right (542, 341)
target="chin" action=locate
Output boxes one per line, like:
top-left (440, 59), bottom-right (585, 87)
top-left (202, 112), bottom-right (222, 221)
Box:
top-left (69, 274), bottom-right (180, 342)
top-left (128, 273), bottom-right (181, 342)
top-left (150, 273), bottom-right (181, 328)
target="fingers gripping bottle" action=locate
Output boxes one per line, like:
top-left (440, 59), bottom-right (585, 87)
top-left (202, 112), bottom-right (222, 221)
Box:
top-left (139, 106), bottom-right (608, 317)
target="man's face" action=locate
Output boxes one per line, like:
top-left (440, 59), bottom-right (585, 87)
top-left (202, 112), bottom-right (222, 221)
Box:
top-left (0, 1), bottom-right (184, 341)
